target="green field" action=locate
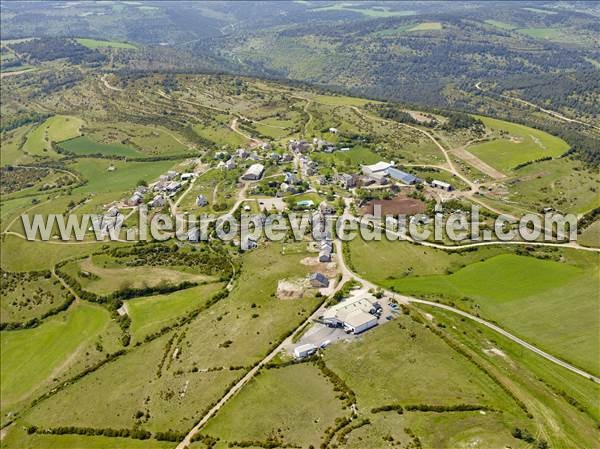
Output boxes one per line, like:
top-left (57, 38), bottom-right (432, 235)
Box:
top-left (203, 363), bottom-right (345, 447)
top-left (128, 283), bottom-right (224, 341)
top-left (59, 136), bottom-right (142, 157)
top-left (75, 38), bottom-right (137, 49)
top-left (69, 158), bottom-right (178, 195)
top-left (469, 116), bottom-right (570, 172)
top-left (484, 20), bottom-right (517, 30)
top-left (389, 253), bottom-right (600, 375)
top-left (65, 255), bottom-right (217, 297)
top-left (23, 331), bottom-right (240, 434)
top-left (518, 27), bottom-right (564, 40)
top-left (312, 146), bottom-right (380, 171)
top-left (23, 116), bottom-right (85, 157)
top-left (311, 3), bottom-right (415, 18)
top-left (1, 302), bottom-right (110, 418)
top-left (408, 21), bottom-right (443, 32)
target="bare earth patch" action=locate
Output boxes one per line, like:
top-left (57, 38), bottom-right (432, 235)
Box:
top-left (277, 279), bottom-right (306, 299)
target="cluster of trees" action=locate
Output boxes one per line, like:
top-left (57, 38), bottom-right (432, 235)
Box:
top-left (442, 112), bottom-right (484, 130)
top-left (494, 68), bottom-right (600, 117)
top-left (372, 403), bottom-right (491, 413)
top-left (27, 426), bottom-right (151, 440)
top-left (0, 111), bottom-right (50, 133)
top-left (109, 243), bottom-right (232, 277)
top-left (512, 428), bottom-right (549, 449)
top-left (10, 38), bottom-right (106, 65)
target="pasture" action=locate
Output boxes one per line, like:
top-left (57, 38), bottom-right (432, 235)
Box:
top-left (1, 302), bottom-right (111, 420)
top-left (389, 253), bottom-right (600, 375)
top-left (66, 255), bottom-right (217, 296)
top-left (23, 331), bottom-right (241, 433)
top-left (468, 116), bottom-right (570, 172)
top-left (58, 136), bottom-right (142, 157)
top-left (128, 282), bottom-right (224, 341)
top-left (23, 116), bottom-right (85, 157)
top-left (75, 38), bottom-right (137, 49)
top-left (202, 363), bottom-right (344, 447)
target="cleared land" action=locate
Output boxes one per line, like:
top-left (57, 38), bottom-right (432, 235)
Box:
top-left (468, 116), bottom-right (570, 172)
top-left (75, 38), bottom-right (137, 49)
top-left (23, 116), bottom-right (85, 157)
top-left (202, 363), bottom-right (345, 447)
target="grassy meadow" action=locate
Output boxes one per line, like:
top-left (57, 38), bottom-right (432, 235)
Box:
top-left (469, 116), bottom-right (570, 172)
top-left (23, 116), bottom-right (85, 157)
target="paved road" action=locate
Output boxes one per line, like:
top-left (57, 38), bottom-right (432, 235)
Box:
top-left (175, 246), bottom-right (351, 449)
top-left (334, 214), bottom-right (600, 383)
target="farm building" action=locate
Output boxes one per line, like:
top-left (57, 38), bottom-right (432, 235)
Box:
top-left (362, 161), bottom-right (392, 177)
top-left (431, 180), bottom-right (453, 191)
top-left (337, 173), bottom-right (356, 189)
top-left (309, 272), bottom-right (329, 288)
top-left (196, 194), bottom-right (208, 207)
top-left (329, 127), bottom-right (338, 134)
top-left (242, 163), bottom-right (265, 180)
top-left (322, 295), bottom-right (379, 334)
top-left (387, 167), bottom-right (422, 185)
top-left (318, 241), bottom-right (333, 262)
top-left (181, 173), bottom-right (195, 181)
top-left (149, 195), bottom-right (165, 208)
top-left (294, 343), bottom-right (317, 359)
top-left (127, 192), bottom-right (144, 206)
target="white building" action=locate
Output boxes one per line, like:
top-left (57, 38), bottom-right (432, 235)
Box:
top-left (294, 343), bottom-right (317, 359)
top-left (242, 163), bottom-right (265, 180)
top-left (431, 180), bottom-right (453, 191)
top-left (322, 295), bottom-right (379, 334)
top-left (362, 161), bottom-right (392, 177)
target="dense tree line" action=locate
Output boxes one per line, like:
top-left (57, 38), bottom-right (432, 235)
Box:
top-left (10, 38), bottom-right (106, 65)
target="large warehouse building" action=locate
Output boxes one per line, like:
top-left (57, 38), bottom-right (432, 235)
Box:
top-left (321, 295), bottom-right (379, 334)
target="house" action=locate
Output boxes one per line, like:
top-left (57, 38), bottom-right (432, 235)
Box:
top-left (321, 295), bottom-right (379, 334)
top-left (338, 173), bottom-right (356, 189)
top-left (149, 195), bottom-right (165, 208)
top-left (309, 272), bottom-right (329, 288)
top-left (180, 173), bottom-right (195, 181)
top-left (283, 171), bottom-right (297, 185)
top-left (318, 241), bottom-right (333, 262)
top-left (135, 185), bottom-right (148, 194)
top-left (323, 144), bottom-right (336, 153)
top-left (294, 343), bottom-right (317, 359)
top-left (225, 159), bottom-right (237, 170)
top-left (165, 181), bottom-right (182, 194)
top-left (242, 163), bottom-right (265, 181)
top-left (386, 167), bottom-right (422, 185)
top-left (236, 148), bottom-right (249, 159)
top-left (106, 206), bottom-right (119, 217)
top-left (362, 161), bottom-right (392, 177)
top-left (196, 194), bottom-right (208, 207)
top-left (431, 180), bottom-right (453, 191)
top-left (261, 142), bottom-right (272, 151)
top-left (268, 152), bottom-right (280, 162)
top-left (127, 192), bottom-right (144, 206)
top-left (165, 170), bottom-right (178, 180)
top-left (281, 153), bottom-right (293, 163)
top-left (289, 139), bottom-right (310, 153)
